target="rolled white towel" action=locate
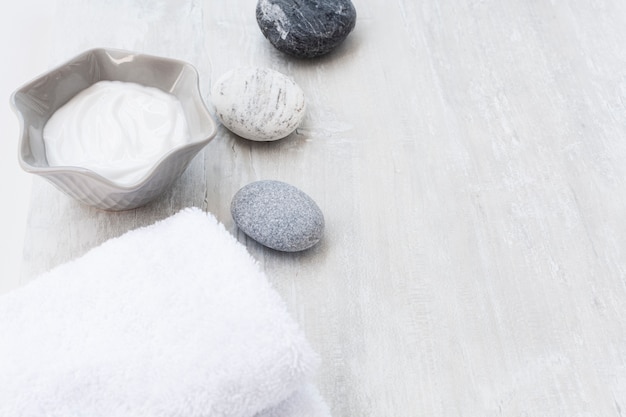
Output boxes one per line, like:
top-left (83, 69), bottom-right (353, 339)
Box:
top-left (0, 208), bottom-right (330, 417)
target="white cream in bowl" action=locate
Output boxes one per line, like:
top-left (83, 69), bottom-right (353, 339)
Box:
top-left (43, 80), bottom-right (191, 186)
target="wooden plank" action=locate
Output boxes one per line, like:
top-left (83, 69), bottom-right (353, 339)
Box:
top-left (16, 0), bottom-right (626, 414)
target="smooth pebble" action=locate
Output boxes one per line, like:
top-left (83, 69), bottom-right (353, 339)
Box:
top-left (231, 180), bottom-right (325, 252)
top-left (256, 0), bottom-right (357, 58)
top-left (211, 67), bottom-right (306, 141)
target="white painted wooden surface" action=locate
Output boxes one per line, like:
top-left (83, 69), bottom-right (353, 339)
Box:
top-left (0, 0), bottom-right (53, 291)
top-left (13, 0), bottom-right (626, 415)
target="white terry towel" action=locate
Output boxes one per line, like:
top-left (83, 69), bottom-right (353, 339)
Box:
top-left (0, 208), bottom-right (331, 417)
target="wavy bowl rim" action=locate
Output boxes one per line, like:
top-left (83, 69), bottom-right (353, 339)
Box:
top-left (10, 47), bottom-right (218, 192)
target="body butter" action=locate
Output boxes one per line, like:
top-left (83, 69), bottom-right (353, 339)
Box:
top-left (43, 80), bottom-right (191, 186)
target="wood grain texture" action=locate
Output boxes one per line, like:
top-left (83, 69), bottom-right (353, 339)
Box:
top-left (12, 0), bottom-right (626, 415)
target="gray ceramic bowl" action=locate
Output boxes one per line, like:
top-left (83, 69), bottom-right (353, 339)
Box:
top-left (11, 48), bottom-right (217, 211)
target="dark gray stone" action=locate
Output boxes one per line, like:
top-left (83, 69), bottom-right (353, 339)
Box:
top-left (256, 0), bottom-right (357, 58)
top-left (231, 180), bottom-right (325, 252)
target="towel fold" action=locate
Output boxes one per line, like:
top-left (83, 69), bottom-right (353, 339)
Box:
top-left (0, 208), bottom-right (330, 417)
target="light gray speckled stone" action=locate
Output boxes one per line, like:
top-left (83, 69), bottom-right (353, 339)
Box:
top-left (211, 67), bottom-right (306, 141)
top-left (231, 180), bottom-right (324, 252)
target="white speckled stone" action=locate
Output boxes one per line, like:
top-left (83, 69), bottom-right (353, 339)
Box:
top-left (231, 180), bottom-right (325, 252)
top-left (211, 67), bottom-right (306, 141)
